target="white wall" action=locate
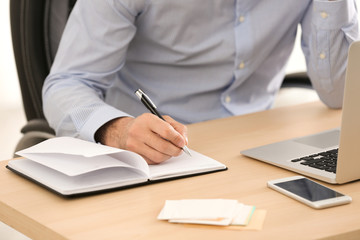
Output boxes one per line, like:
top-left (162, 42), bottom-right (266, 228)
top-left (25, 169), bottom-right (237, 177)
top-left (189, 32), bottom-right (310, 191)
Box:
top-left (0, 0), bottom-right (21, 109)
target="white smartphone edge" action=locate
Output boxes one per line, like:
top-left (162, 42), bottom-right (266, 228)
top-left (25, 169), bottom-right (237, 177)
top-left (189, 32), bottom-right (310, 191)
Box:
top-left (267, 176), bottom-right (352, 209)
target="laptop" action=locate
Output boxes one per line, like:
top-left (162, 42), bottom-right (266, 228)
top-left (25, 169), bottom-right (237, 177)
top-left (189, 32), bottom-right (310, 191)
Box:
top-left (241, 41), bottom-right (360, 184)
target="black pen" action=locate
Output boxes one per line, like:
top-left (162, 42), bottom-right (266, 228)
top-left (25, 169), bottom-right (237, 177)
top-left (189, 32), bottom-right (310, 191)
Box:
top-left (135, 89), bottom-right (192, 157)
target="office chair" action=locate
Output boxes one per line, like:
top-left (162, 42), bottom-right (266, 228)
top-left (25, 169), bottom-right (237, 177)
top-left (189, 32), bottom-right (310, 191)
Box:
top-left (11, 0), bottom-right (77, 155)
top-left (281, 72), bottom-right (312, 89)
top-left (10, 0), bottom-right (311, 156)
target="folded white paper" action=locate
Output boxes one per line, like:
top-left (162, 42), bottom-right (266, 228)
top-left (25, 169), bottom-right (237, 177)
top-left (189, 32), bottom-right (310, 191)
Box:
top-left (231, 204), bottom-right (256, 225)
top-left (158, 199), bottom-right (255, 226)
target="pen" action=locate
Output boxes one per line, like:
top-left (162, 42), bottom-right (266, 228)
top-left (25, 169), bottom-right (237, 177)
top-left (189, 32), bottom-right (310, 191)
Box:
top-left (135, 89), bottom-right (192, 157)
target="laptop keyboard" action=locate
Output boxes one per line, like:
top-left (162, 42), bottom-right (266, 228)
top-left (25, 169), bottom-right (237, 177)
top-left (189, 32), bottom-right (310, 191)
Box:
top-left (291, 149), bottom-right (338, 173)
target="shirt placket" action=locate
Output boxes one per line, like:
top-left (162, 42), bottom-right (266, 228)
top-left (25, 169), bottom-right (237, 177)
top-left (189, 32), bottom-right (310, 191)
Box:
top-left (221, 0), bottom-right (253, 111)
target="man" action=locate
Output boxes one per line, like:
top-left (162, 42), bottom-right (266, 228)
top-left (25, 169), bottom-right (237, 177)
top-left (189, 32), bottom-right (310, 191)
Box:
top-left (43, 0), bottom-right (358, 164)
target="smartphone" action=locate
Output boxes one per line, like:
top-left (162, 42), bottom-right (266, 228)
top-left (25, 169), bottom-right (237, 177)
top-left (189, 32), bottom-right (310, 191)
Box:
top-left (267, 176), bottom-right (352, 209)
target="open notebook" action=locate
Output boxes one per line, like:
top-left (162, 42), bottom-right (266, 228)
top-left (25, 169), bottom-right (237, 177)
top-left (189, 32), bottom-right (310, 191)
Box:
top-left (6, 137), bottom-right (227, 197)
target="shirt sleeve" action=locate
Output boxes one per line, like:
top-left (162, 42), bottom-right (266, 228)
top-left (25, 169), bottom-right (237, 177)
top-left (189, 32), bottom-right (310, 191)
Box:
top-left (42, 0), bottom-right (146, 142)
top-left (300, 0), bottom-right (359, 108)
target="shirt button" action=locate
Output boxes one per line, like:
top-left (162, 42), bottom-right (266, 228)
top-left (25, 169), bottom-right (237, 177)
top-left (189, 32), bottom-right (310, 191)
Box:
top-left (319, 52), bottom-right (326, 59)
top-left (225, 95), bottom-right (231, 103)
top-left (239, 61), bottom-right (245, 69)
top-left (239, 16), bottom-right (245, 23)
top-left (320, 11), bottom-right (328, 19)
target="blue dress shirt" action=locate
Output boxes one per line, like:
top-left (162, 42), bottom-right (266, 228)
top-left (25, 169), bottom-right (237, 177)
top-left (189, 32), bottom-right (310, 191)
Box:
top-left (43, 0), bottom-right (359, 142)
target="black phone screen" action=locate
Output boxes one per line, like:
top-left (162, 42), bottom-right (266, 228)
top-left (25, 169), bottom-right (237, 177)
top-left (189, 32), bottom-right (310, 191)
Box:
top-left (275, 178), bottom-right (344, 202)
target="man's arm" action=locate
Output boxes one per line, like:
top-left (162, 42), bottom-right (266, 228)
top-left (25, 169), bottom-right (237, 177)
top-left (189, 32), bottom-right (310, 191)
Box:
top-left (43, 0), bottom-right (187, 163)
top-left (301, 0), bottom-right (359, 108)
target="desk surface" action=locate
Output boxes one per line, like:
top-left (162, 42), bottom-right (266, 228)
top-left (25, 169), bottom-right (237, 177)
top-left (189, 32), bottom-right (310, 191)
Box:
top-left (1, 101), bottom-right (359, 240)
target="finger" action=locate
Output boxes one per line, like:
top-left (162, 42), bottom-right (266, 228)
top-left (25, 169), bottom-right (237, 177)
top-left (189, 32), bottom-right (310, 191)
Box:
top-left (163, 115), bottom-right (188, 144)
top-left (125, 114), bottom-right (187, 163)
top-left (126, 139), bottom-right (171, 164)
top-left (131, 116), bottom-right (183, 157)
top-left (143, 130), bottom-right (183, 157)
top-left (127, 114), bottom-right (184, 154)
top-left (150, 118), bottom-right (186, 149)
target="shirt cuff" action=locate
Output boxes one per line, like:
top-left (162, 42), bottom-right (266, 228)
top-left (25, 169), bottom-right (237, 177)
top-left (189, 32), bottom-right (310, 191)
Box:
top-left (313, 0), bottom-right (357, 30)
top-left (79, 105), bottom-right (133, 143)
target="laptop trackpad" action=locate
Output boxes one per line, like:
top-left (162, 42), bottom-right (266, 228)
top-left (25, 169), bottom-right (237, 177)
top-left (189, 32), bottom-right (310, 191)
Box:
top-left (293, 129), bottom-right (340, 149)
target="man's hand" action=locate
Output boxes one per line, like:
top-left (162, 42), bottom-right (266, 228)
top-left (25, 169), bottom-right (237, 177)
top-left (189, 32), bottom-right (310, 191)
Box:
top-left (95, 114), bottom-right (188, 164)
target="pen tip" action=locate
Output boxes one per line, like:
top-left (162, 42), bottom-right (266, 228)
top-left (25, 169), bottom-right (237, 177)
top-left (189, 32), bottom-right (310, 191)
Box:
top-left (183, 146), bottom-right (192, 157)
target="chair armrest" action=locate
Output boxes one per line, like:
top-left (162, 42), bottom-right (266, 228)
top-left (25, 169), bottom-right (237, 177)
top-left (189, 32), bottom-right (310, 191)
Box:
top-left (13, 131), bottom-right (55, 157)
top-left (14, 119), bottom-right (56, 157)
top-left (20, 119), bottom-right (55, 135)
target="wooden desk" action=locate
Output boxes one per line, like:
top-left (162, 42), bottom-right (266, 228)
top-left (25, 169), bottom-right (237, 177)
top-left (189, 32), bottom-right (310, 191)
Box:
top-left (1, 101), bottom-right (359, 240)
